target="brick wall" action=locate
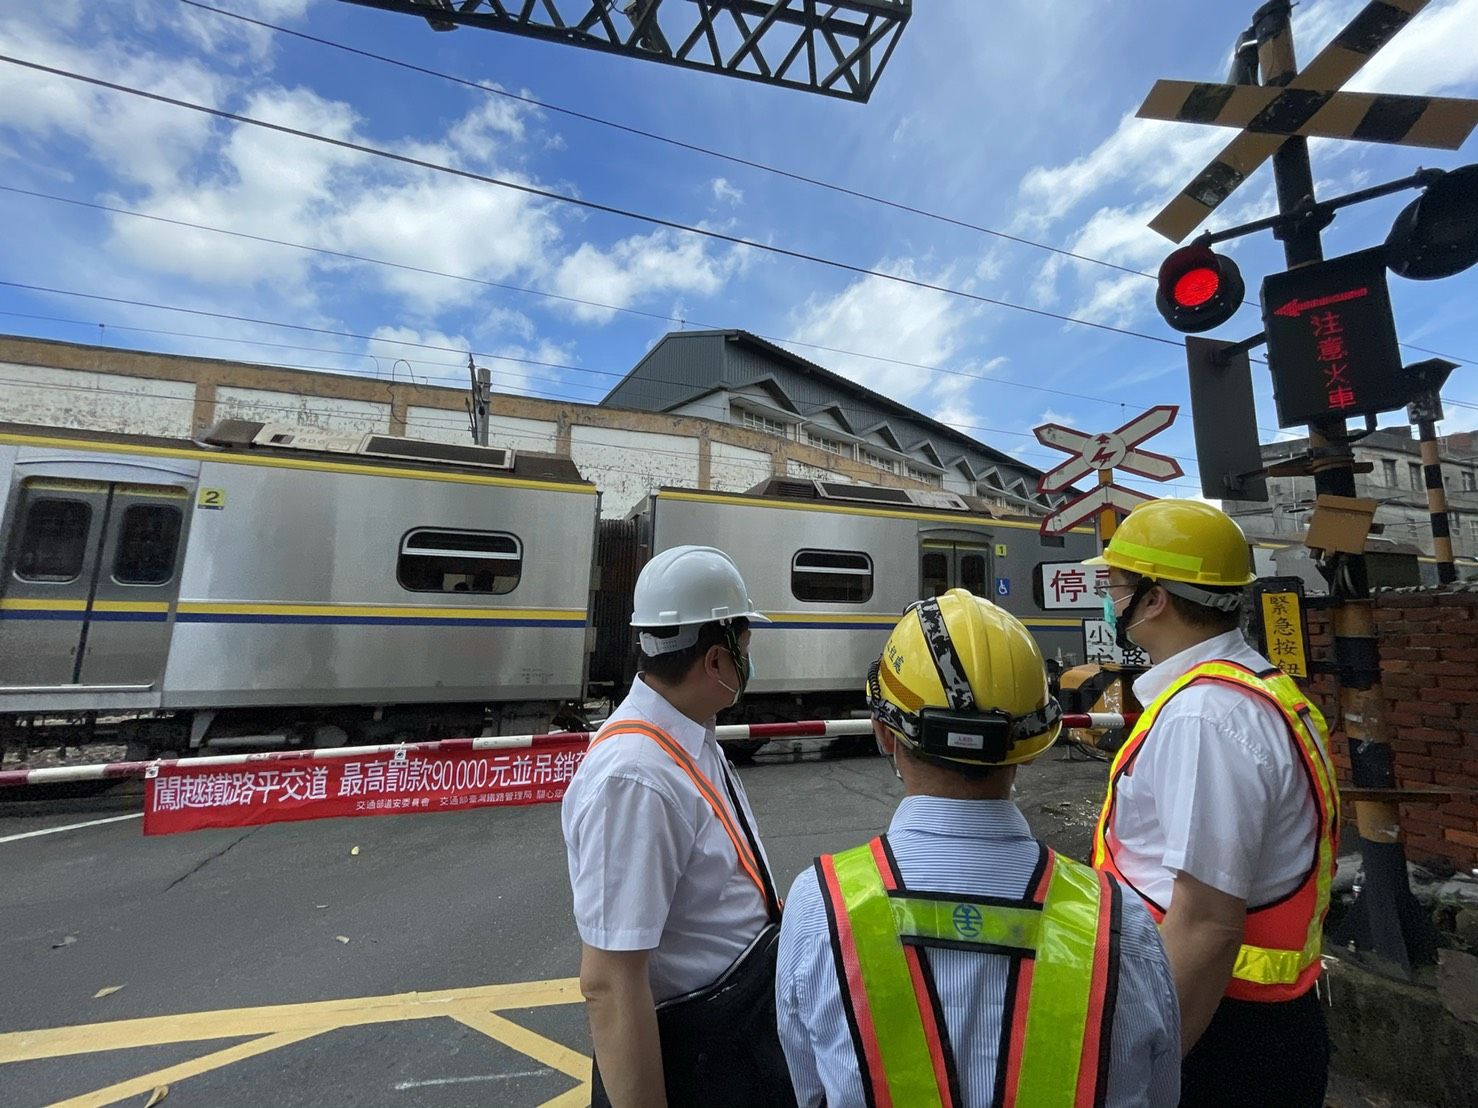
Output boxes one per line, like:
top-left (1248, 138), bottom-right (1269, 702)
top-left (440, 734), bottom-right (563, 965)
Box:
top-left (1302, 587), bottom-right (1478, 873)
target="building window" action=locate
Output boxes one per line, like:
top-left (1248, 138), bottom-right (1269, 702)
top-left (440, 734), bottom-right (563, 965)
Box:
top-left (15, 498), bottom-right (91, 582)
top-left (805, 431), bottom-right (848, 457)
top-left (1470, 519), bottom-right (1478, 546)
top-left (1409, 462), bottom-right (1423, 491)
top-left (113, 505), bottom-right (183, 585)
top-left (1464, 470), bottom-right (1476, 492)
top-left (859, 449), bottom-right (897, 474)
top-left (738, 409), bottom-right (790, 438)
top-left (905, 465), bottom-right (942, 488)
top-left (792, 549), bottom-right (873, 603)
top-left (398, 529), bottom-right (521, 594)
top-left (1381, 459), bottom-right (1397, 486)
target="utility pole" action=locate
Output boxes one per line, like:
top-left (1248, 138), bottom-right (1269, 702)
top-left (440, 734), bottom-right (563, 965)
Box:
top-left (467, 354), bottom-right (490, 446)
top-left (1253, 0), bottom-right (1434, 972)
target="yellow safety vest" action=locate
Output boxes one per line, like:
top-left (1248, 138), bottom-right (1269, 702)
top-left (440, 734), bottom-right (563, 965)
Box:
top-left (817, 836), bottom-right (1121, 1108)
top-left (1092, 660), bottom-right (1339, 1001)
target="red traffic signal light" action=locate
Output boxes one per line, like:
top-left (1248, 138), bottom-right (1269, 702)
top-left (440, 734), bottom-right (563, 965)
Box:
top-left (1156, 244), bottom-right (1245, 333)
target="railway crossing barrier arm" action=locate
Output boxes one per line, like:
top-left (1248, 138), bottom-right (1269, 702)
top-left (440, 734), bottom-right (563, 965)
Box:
top-left (0, 716), bottom-right (1143, 789)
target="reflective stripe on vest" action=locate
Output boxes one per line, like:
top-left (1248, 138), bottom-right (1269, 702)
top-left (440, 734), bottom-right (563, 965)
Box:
top-left (817, 836), bottom-right (1120, 1108)
top-left (1091, 661), bottom-right (1340, 1002)
top-left (591, 719), bottom-right (770, 904)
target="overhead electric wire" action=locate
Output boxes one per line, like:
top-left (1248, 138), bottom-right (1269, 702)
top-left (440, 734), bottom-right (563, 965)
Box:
top-left (0, 280), bottom-right (1226, 483)
top-left (177, 0), bottom-right (1154, 281)
top-left (0, 53), bottom-right (1190, 352)
top-left (0, 183), bottom-right (1184, 412)
top-left (177, 0), bottom-right (1478, 373)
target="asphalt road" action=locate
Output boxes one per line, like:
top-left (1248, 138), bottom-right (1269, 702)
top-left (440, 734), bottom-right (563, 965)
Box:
top-left (0, 744), bottom-right (1113, 1108)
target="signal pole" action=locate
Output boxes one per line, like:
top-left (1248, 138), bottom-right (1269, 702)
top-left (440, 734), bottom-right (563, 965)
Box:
top-left (1253, 0), bottom-right (1434, 971)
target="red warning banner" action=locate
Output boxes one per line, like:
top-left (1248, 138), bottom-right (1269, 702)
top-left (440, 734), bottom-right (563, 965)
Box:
top-left (143, 739), bottom-right (588, 836)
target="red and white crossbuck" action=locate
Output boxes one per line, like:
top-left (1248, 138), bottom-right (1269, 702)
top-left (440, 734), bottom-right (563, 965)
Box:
top-left (1035, 406), bottom-right (1183, 537)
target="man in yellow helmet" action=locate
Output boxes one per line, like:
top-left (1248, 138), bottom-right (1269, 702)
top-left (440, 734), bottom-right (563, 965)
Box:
top-left (1087, 499), bottom-right (1339, 1107)
top-left (776, 589), bottom-right (1180, 1107)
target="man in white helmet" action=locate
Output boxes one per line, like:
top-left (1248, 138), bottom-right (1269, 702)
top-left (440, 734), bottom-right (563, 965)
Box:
top-left (561, 545), bottom-right (793, 1107)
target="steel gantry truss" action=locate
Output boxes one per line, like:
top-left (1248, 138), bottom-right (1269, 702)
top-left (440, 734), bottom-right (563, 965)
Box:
top-left (334, 0), bottom-right (912, 102)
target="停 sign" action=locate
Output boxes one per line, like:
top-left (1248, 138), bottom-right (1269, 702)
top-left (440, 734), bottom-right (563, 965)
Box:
top-left (1035, 561), bottom-right (1110, 611)
top-left (143, 739), bottom-right (587, 835)
top-left (1261, 248), bottom-right (1406, 428)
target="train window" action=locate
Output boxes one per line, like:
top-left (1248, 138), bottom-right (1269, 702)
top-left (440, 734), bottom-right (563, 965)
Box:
top-left (113, 505), bottom-right (183, 585)
top-left (398, 529), bottom-right (522, 595)
top-left (792, 549), bottom-right (873, 603)
top-left (14, 499), bottom-right (91, 582)
top-left (960, 553), bottom-right (988, 597)
top-left (1039, 533), bottom-right (1066, 548)
top-left (921, 552), bottom-right (948, 597)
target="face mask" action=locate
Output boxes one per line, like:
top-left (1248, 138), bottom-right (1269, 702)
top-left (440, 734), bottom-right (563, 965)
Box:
top-left (1106, 583), bottom-right (1152, 653)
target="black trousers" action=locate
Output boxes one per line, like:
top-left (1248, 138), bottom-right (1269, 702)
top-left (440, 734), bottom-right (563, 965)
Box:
top-left (1180, 989), bottom-right (1330, 1107)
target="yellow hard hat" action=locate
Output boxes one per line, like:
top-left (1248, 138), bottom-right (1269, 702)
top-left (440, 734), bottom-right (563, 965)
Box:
top-left (1086, 499), bottom-right (1255, 587)
top-left (865, 589), bottom-right (1061, 768)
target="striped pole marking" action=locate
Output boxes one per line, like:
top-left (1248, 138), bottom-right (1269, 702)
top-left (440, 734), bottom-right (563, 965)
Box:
top-left (0, 715), bottom-right (1137, 787)
top-left (1138, 80), bottom-right (1478, 150)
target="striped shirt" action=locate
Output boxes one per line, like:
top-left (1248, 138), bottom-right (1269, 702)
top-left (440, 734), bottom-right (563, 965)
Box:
top-left (776, 796), bottom-right (1181, 1107)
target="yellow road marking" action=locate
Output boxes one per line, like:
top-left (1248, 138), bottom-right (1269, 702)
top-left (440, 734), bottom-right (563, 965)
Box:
top-left (45, 1030), bottom-right (323, 1108)
top-left (450, 1008), bottom-right (589, 1081)
top-left (539, 1083), bottom-right (596, 1107)
top-left (0, 977), bottom-right (582, 1063)
top-left (3, 977), bottom-right (593, 1108)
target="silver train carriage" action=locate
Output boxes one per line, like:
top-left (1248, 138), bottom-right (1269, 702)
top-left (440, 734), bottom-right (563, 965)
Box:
top-left (0, 421), bottom-right (599, 757)
top-left (2, 422), bottom-right (1098, 761)
top-left (591, 479), bottom-right (1100, 727)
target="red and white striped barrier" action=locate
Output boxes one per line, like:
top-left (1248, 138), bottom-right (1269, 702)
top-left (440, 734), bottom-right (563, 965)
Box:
top-left (0, 715), bottom-right (1134, 790)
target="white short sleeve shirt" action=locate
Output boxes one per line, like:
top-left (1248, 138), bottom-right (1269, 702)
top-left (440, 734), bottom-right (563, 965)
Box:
top-left (561, 675), bottom-right (771, 1002)
top-left (1112, 630), bottom-right (1324, 908)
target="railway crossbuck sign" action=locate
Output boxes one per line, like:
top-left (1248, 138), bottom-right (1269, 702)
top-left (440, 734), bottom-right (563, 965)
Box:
top-left (1034, 406), bottom-right (1183, 536)
top-left (1138, 0), bottom-right (1478, 242)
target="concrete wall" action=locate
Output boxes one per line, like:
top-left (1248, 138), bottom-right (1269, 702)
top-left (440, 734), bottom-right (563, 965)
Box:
top-left (214, 387), bottom-right (389, 436)
top-left (0, 361), bottom-right (195, 438)
top-left (571, 426), bottom-right (700, 518)
top-left (0, 333), bottom-right (982, 520)
top-left (710, 441), bottom-right (774, 494)
top-left (404, 407), bottom-right (559, 452)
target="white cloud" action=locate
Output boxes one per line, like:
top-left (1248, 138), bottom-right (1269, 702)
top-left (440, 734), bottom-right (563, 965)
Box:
top-left (550, 228), bottom-right (738, 323)
top-left (0, 13), bottom-right (230, 190)
top-left (710, 177), bottom-right (743, 205)
top-left (785, 260), bottom-right (975, 405)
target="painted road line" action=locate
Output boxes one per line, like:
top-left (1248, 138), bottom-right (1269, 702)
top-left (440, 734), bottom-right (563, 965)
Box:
top-left (0, 813), bottom-right (141, 844)
top-left (0, 977), bottom-right (583, 1063)
top-left (395, 1070), bottom-right (554, 1090)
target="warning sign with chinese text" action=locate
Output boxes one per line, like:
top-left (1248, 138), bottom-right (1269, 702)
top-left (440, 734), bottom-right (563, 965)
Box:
top-left (143, 740), bottom-right (588, 835)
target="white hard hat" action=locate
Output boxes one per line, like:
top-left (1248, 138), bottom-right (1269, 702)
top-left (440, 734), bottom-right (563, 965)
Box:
top-left (631, 545), bottom-right (770, 655)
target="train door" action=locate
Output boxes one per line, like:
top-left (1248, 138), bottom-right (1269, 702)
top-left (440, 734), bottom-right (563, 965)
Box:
top-left (919, 539), bottom-right (994, 599)
top-left (0, 479), bottom-right (187, 689)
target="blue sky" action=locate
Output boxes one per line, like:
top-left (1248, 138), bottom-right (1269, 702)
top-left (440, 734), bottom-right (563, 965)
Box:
top-left (2, 0), bottom-right (1476, 501)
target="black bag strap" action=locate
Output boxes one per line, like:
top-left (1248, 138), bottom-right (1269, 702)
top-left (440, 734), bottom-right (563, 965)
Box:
top-left (720, 757), bottom-right (782, 923)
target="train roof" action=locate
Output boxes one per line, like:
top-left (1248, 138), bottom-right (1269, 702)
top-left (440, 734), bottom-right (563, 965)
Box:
top-left (646, 478), bottom-right (1092, 534)
top-left (0, 421), bottom-right (592, 489)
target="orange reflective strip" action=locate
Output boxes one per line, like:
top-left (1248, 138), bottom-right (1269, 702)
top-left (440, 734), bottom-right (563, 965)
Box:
top-left (592, 720), bottom-right (767, 900)
top-left (870, 838), bottom-right (957, 1108)
top-left (1001, 959), bottom-right (1036, 1107)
